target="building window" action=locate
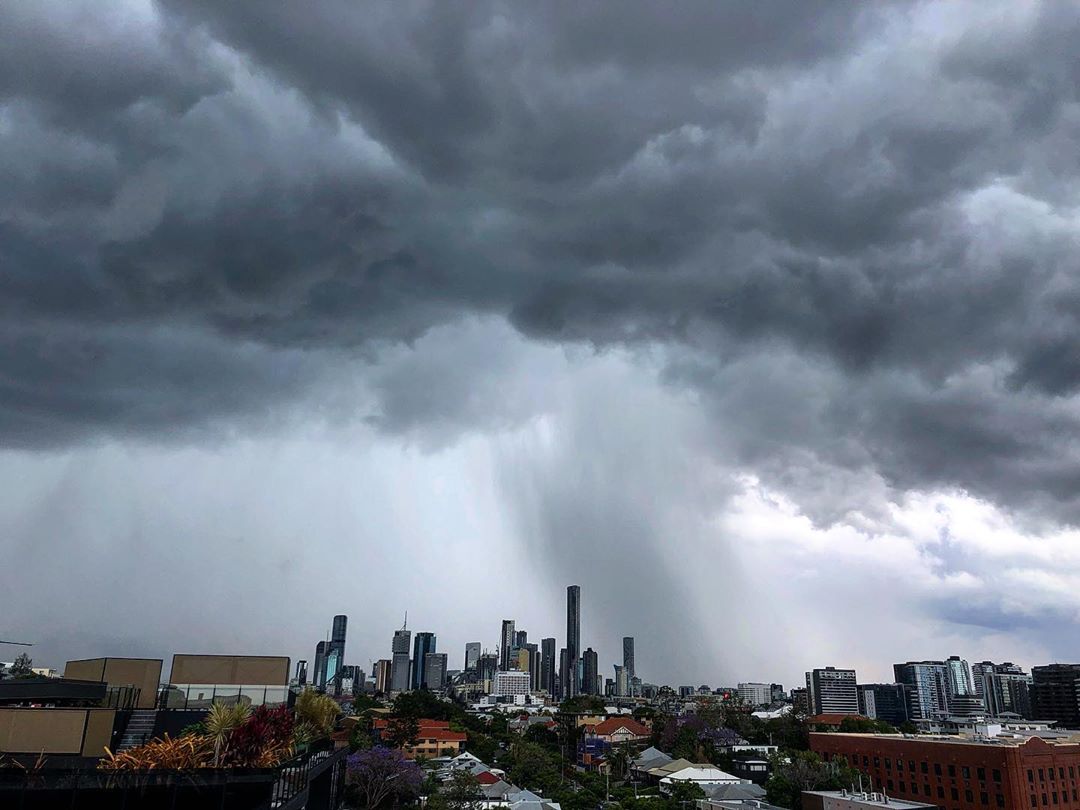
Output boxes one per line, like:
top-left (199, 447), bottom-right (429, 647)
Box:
top-left (910, 761), bottom-right (916, 773)
top-left (978, 768), bottom-right (986, 781)
top-left (1074, 790), bottom-right (1078, 802)
top-left (1041, 770), bottom-right (1046, 781)
top-left (1043, 793), bottom-right (1048, 806)
top-left (936, 764), bottom-right (943, 776)
top-left (888, 780), bottom-right (894, 791)
top-left (1070, 767), bottom-right (1075, 779)
top-left (925, 784), bottom-right (932, 797)
top-left (994, 770), bottom-right (1002, 783)
top-left (950, 765), bottom-right (957, 778)
top-left (875, 757), bottom-right (881, 767)
top-left (1061, 769), bottom-right (1066, 781)
top-left (864, 756), bottom-right (870, 766)
top-left (964, 767), bottom-right (971, 779)
top-left (1052, 793), bottom-right (1058, 805)
top-left (1032, 797), bottom-right (1038, 808)
top-left (886, 758), bottom-right (892, 769)
top-left (966, 790), bottom-right (974, 803)
top-left (899, 782), bottom-right (906, 794)
top-left (981, 792), bottom-right (989, 805)
top-left (996, 796), bottom-right (1004, 809)
top-left (922, 762), bottom-right (929, 774)
top-left (952, 788), bottom-right (960, 801)
top-left (938, 787), bottom-right (945, 799)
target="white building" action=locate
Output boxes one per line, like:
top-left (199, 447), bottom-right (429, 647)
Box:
top-left (737, 683), bottom-right (771, 707)
top-left (493, 670), bottom-right (531, 698)
top-left (660, 766), bottom-right (744, 794)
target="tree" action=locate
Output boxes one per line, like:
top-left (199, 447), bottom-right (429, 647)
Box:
top-left (505, 740), bottom-right (562, 795)
top-left (384, 716), bottom-right (420, 749)
top-left (668, 780), bottom-right (707, 807)
top-left (392, 690), bottom-right (461, 722)
top-left (523, 723), bottom-right (560, 752)
top-left (766, 751), bottom-right (862, 810)
top-left (345, 747), bottom-right (423, 809)
top-left (839, 716), bottom-right (895, 734)
top-left (10, 654), bottom-right (33, 678)
top-left (429, 770), bottom-right (484, 810)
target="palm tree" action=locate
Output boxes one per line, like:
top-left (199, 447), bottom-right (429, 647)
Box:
top-left (204, 702), bottom-right (251, 766)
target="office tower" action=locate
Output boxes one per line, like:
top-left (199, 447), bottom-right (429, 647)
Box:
top-left (295, 660), bottom-right (308, 686)
top-left (737, 682), bottom-right (771, 707)
top-left (374, 659), bottom-right (392, 694)
top-left (805, 667), bottom-right (858, 715)
top-left (493, 671), bottom-right (531, 698)
top-left (412, 632), bottom-right (437, 690)
top-left (1031, 664), bottom-right (1080, 728)
top-left (391, 627), bottom-right (412, 692)
top-left (791, 687), bottom-right (809, 714)
top-left (857, 683), bottom-right (909, 726)
top-left (515, 630), bottom-right (528, 650)
top-left (423, 652), bottom-right (448, 690)
top-left (582, 648), bottom-right (599, 695)
top-left (945, 655), bottom-right (975, 696)
top-left (313, 640), bottom-right (328, 690)
top-left (516, 647), bottom-right (530, 675)
top-left (623, 637), bottom-right (635, 681)
top-left (559, 648), bottom-right (569, 701)
top-left (500, 620), bottom-right (516, 671)
top-left (606, 678), bottom-right (616, 697)
top-left (478, 653), bottom-right (498, 690)
top-left (329, 615), bottom-right (347, 695)
top-left (973, 662), bottom-right (1031, 718)
top-left (615, 664), bottom-right (629, 697)
top-left (566, 585), bottom-right (581, 699)
top-left (524, 643), bottom-right (540, 690)
top-left (541, 638), bottom-right (556, 695)
top-left (324, 647), bottom-right (341, 693)
top-left (465, 642), bottom-right (481, 673)
top-left (893, 661), bottom-right (951, 720)
top-left (771, 684), bottom-right (785, 703)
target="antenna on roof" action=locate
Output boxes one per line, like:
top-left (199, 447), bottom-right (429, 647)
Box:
top-left (404, 611), bottom-right (408, 631)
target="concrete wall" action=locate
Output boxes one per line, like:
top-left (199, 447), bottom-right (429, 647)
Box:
top-left (64, 658), bottom-right (163, 709)
top-left (170, 655), bottom-right (290, 686)
top-left (0, 708), bottom-right (115, 755)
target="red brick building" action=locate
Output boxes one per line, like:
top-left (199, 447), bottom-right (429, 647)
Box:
top-left (811, 733), bottom-right (1080, 810)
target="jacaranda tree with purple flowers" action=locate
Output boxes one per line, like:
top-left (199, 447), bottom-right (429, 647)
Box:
top-left (346, 746), bottom-right (423, 809)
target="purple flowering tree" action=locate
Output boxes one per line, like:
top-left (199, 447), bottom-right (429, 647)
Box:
top-left (346, 746), bottom-right (423, 809)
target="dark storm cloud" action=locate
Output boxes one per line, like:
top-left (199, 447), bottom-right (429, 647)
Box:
top-left (4, 0), bottom-right (1080, 528)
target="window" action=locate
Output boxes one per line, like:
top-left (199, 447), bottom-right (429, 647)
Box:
top-left (996, 796), bottom-right (1005, 809)
top-left (1041, 770), bottom-right (1047, 781)
top-left (966, 789), bottom-right (974, 802)
top-left (1043, 793), bottom-right (1048, 806)
top-left (888, 780), bottom-right (894, 791)
top-left (994, 770), bottom-right (1002, 783)
top-left (936, 764), bottom-right (943, 776)
top-left (899, 782), bottom-right (906, 793)
top-left (978, 768), bottom-right (986, 781)
top-left (938, 787), bottom-right (945, 799)
top-left (910, 760), bottom-right (917, 772)
top-left (1052, 792), bottom-right (1058, 805)
top-left (1074, 791), bottom-right (1078, 802)
top-left (964, 767), bottom-right (972, 779)
top-left (925, 784), bottom-right (933, 797)
top-left (981, 792), bottom-right (989, 805)
top-left (1061, 769), bottom-right (1067, 780)
top-left (1032, 797), bottom-right (1038, 809)
top-left (951, 765), bottom-right (958, 778)
top-left (1071, 767), bottom-right (1076, 779)
top-left (952, 788), bottom-right (960, 800)
top-left (864, 756), bottom-right (870, 766)
top-left (875, 757), bottom-right (881, 767)
top-left (886, 758), bottom-right (892, 769)
top-left (923, 762), bottom-right (930, 774)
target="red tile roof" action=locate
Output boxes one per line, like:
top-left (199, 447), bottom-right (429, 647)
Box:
top-left (476, 770), bottom-right (501, 784)
top-left (373, 718), bottom-right (453, 730)
top-left (807, 714), bottom-right (866, 725)
top-left (416, 729), bottom-right (467, 742)
top-left (591, 717), bottom-right (650, 737)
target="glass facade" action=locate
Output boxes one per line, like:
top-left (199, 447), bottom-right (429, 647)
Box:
top-left (161, 684), bottom-right (288, 709)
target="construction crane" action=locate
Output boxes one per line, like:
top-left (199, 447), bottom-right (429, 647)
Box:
top-left (0, 639), bottom-right (33, 647)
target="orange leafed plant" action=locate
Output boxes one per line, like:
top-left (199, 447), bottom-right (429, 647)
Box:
top-left (100, 733), bottom-right (215, 770)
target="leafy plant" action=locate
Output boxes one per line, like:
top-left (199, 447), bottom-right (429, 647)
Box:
top-left (295, 688), bottom-right (341, 735)
top-left (226, 705), bottom-right (295, 767)
top-left (101, 734), bottom-right (214, 770)
top-left (345, 746), bottom-right (423, 809)
top-left (204, 701), bottom-right (251, 766)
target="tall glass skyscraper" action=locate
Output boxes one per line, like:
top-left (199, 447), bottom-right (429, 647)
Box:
top-left (412, 632), bottom-right (437, 690)
top-left (465, 642), bottom-right (481, 672)
top-left (541, 637), bottom-right (556, 695)
top-left (391, 628), bottom-right (411, 692)
top-left (623, 637), bottom-right (635, 681)
top-left (329, 615), bottom-right (347, 696)
top-left (565, 585), bottom-right (580, 699)
top-left (500, 620), bottom-right (516, 671)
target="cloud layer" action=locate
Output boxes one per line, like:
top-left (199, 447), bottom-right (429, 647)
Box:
top-left (3, 1), bottom-right (1080, 681)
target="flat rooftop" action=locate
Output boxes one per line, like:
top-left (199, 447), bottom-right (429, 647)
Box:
top-left (804, 790), bottom-right (934, 809)
top-left (812, 732), bottom-right (1080, 748)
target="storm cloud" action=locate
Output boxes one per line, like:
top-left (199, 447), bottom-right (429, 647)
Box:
top-left (3, 1), bottom-right (1080, 683)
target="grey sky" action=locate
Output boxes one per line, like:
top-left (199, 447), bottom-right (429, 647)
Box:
top-left (3, 1), bottom-right (1080, 686)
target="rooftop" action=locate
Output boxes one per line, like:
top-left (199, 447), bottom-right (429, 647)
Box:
top-left (811, 732), bottom-right (1080, 749)
top-left (803, 790), bottom-right (935, 810)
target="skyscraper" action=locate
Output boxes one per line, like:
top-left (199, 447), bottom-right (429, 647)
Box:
top-left (559, 647), bottom-right (569, 701)
top-left (329, 614), bottom-right (348, 696)
top-left (972, 662), bottom-right (1031, 718)
top-left (515, 630), bottom-right (528, 650)
top-left (805, 667), bottom-right (859, 715)
top-left (1031, 664), bottom-right (1080, 728)
top-left (527, 643), bottom-right (541, 691)
top-left (565, 585), bottom-right (580, 699)
top-left (295, 660), bottom-right (308, 686)
top-left (374, 659), bottom-right (392, 694)
top-left (500, 620), bottom-right (516, 671)
top-left (614, 664), bottom-right (628, 697)
top-left (313, 640), bottom-right (328, 690)
top-left (857, 683), bottom-right (909, 726)
top-left (945, 655), bottom-right (975, 697)
top-left (465, 642), bottom-right (481, 672)
top-left (622, 637), bottom-right (635, 681)
top-left (423, 652), bottom-right (448, 690)
top-left (893, 661), bottom-right (951, 720)
top-left (582, 648), bottom-right (599, 695)
top-left (412, 632), bottom-right (437, 691)
top-left (541, 638), bottom-right (556, 695)
top-left (391, 627), bottom-right (411, 692)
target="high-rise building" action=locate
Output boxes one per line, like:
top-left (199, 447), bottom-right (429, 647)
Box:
top-left (516, 647), bottom-right (530, 675)
top-left (737, 682), bottom-right (772, 707)
top-left (314, 640), bottom-right (328, 690)
top-left (771, 684), bottom-right (786, 703)
top-left (893, 661), bottom-right (951, 720)
top-left (525, 643), bottom-right (540, 691)
top-left (791, 686), bottom-right (809, 714)
top-left (1031, 664), bottom-right (1080, 728)
top-left (465, 642), bottom-right (481, 673)
top-left (945, 655), bottom-right (976, 697)
top-left (582, 648), bottom-right (599, 695)
top-left (423, 652), bottom-right (448, 691)
top-left (374, 659), bottom-right (392, 694)
top-left (295, 660), bottom-right (308, 686)
top-left (541, 638), bottom-right (556, 695)
top-left (805, 667), bottom-right (858, 715)
top-left (565, 585), bottom-right (581, 699)
top-left (857, 683), bottom-right (909, 726)
top-left (493, 670), bottom-right (531, 698)
top-left (329, 615), bottom-right (347, 696)
top-left (412, 632), bottom-right (437, 691)
top-left (478, 653), bottom-right (498, 690)
top-left (623, 637), bottom-right (635, 682)
top-left (615, 664), bottom-right (629, 698)
top-left (515, 630), bottom-right (528, 650)
top-left (391, 628), bottom-right (412, 692)
top-left (559, 647), bottom-right (569, 701)
top-left (500, 620), bottom-right (516, 671)
top-left (973, 662), bottom-right (1032, 718)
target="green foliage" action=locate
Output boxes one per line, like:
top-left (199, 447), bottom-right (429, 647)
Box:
top-left (385, 716), bottom-right (421, 749)
top-left (559, 695), bottom-right (606, 714)
top-left (349, 717), bottom-right (374, 752)
top-left (392, 690), bottom-right (462, 722)
top-left (204, 702), bottom-right (252, 766)
top-left (766, 750), bottom-right (862, 810)
top-left (9, 654), bottom-right (33, 679)
top-left (429, 770), bottom-right (485, 810)
top-left (838, 716), bottom-right (895, 734)
top-left (504, 740), bottom-right (563, 795)
top-left (898, 721), bottom-right (918, 735)
top-left (668, 780), bottom-right (707, 806)
top-left (523, 723), bottom-right (560, 751)
top-left (294, 689), bottom-right (341, 735)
